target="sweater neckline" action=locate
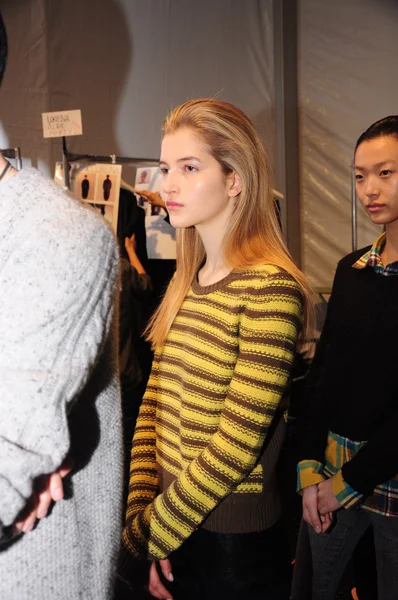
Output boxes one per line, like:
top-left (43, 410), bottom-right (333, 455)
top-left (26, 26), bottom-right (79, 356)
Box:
top-left (191, 269), bottom-right (240, 295)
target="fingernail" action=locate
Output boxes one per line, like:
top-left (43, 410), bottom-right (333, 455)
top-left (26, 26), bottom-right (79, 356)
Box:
top-left (316, 526), bottom-right (321, 532)
top-left (53, 487), bottom-right (63, 501)
top-left (168, 573), bottom-right (174, 582)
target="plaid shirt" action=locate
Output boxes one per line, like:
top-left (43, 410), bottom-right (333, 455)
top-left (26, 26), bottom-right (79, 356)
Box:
top-left (298, 431), bottom-right (398, 516)
top-left (353, 231), bottom-right (398, 275)
top-left (297, 233), bottom-right (398, 516)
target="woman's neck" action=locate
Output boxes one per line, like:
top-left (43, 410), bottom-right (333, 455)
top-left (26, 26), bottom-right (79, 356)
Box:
top-left (196, 226), bottom-right (232, 287)
top-left (382, 222), bottom-right (398, 265)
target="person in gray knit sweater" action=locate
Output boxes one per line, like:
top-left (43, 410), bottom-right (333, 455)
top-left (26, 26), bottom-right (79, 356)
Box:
top-left (0, 13), bottom-right (123, 600)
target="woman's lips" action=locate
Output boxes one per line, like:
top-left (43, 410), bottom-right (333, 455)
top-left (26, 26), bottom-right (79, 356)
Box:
top-left (166, 202), bottom-right (183, 210)
top-left (367, 203), bottom-right (385, 212)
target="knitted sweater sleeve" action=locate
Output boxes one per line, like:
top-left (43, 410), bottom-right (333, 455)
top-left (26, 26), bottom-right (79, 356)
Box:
top-left (123, 272), bottom-right (303, 560)
top-left (0, 217), bottom-right (119, 539)
top-left (296, 262), bottom-right (342, 480)
top-left (124, 352), bottom-right (161, 516)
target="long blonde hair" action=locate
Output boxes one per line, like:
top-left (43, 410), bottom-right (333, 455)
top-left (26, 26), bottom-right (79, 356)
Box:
top-left (146, 99), bottom-right (315, 348)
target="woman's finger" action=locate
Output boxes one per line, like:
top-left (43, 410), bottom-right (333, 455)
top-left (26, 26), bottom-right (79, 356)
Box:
top-left (148, 561), bottom-right (173, 599)
top-left (159, 558), bottom-right (174, 583)
top-left (48, 472), bottom-right (64, 502)
top-left (36, 484), bottom-right (52, 519)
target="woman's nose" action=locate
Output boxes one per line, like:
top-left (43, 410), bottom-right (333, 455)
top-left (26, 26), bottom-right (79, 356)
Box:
top-left (365, 175), bottom-right (379, 198)
top-left (162, 169), bottom-right (180, 194)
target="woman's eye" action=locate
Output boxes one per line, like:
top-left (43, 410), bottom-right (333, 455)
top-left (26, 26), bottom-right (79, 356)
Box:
top-left (380, 169), bottom-right (392, 176)
top-left (355, 174), bottom-right (363, 181)
top-left (184, 165), bottom-right (197, 173)
top-left (160, 167), bottom-right (169, 175)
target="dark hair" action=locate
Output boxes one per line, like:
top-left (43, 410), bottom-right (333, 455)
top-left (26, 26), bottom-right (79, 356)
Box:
top-left (355, 116), bottom-right (398, 152)
top-left (0, 12), bottom-right (7, 87)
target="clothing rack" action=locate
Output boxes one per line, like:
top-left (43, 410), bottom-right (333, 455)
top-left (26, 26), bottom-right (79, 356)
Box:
top-left (62, 138), bottom-right (158, 190)
top-left (1, 146), bottom-right (22, 170)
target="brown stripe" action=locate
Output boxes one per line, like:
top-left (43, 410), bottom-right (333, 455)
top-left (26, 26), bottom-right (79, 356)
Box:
top-left (172, 319), bottom-right (238, 347)
top-left (243, 307), bottom-right (301, 324)
top-left (156, 429), bottom-right (181, 453)
top-left (237, 352), bottom-right (293, 371)
top-left (182, 295), bottom-right (244, 313)
top-left (229, 374), bottom-right (287, 396)
top-left (219, 408), bottom-right (274, 435)
top-left (127, 483), bottom-right (158, 498)
top-left (196, 451), bottom-right (241, 488)
top-left (161, 354), bottom-right (235, 385)
top-left (215, 425), bottom-right (269, 455)
top-left (159, 485), bottom-right (197, 533)
top-left (159, 373), bottom-right (227, 401)
top-left (156, 445), bottom-right (182, 472)
top-left (238, 333), bottom-right (296, 350)
top-left (158, 406), bottom-right (219, 436)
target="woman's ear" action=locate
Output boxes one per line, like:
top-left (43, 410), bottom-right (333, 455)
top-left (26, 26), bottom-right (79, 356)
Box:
top-left (227, 172), bottom-right (242, 197)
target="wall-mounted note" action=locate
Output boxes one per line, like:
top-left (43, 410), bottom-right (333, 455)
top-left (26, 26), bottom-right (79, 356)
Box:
top-left (42, 109), bottom-right (83, 138)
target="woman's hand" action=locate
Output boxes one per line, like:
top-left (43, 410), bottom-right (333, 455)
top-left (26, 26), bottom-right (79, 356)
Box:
top-left (125, 232), bottom-right (137, 256)
top-left (302, 484), bottom-right (333, 533)
top-left (138, 190), bottom-right (166, 209)
top-left (317, 478), bottom-right (342, 515)
top-left (148, 559), bottom-right (174, 599)
top-left (13, 463), bottom-right (72, 534)
top-left (124, 233), bottom-right (146, 275)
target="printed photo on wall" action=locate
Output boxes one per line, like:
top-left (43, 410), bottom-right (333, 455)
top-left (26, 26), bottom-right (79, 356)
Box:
top-left (134, 166), bottom-right (176, 260)
top-left (69, 162), bottom-right (122, 234)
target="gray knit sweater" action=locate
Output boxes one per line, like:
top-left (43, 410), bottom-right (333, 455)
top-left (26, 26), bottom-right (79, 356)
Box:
top-left (0, 168), bottom-right (123, 599)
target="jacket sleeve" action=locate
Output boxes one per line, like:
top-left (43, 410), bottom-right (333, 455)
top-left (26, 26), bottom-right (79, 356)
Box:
top-left (123, 272), bottom-right (303, 560)
top-left (295, 263), bottom-right (345, 490)
top-left (340, 404), bottom-right (398, 496)
top-left (0, 218), bottom-right (119, 539)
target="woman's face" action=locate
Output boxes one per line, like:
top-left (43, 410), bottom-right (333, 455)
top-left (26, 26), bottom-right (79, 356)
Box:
top-left (159, 127), bottom-right (238, 232)
top-left (354, 135), bottom-right (398, 230)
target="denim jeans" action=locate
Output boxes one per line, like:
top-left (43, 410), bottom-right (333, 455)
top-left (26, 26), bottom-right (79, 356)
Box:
top-left (291, 509), bottom-right (398, 600)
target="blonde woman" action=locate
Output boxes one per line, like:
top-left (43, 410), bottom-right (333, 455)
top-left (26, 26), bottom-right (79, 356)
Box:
top-left (120, 99), bottom-right (315, 600)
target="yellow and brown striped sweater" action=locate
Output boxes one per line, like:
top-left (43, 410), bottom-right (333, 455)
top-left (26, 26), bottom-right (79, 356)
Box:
top-left (123, 264), bottom-right (303, 560)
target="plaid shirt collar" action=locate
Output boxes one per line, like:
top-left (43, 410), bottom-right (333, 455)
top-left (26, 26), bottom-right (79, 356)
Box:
top-left (353, 232), bottom-right (398, 276)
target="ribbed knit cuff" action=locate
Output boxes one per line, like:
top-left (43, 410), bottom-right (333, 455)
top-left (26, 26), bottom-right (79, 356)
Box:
top-left (116, 540), bottom-right (150, 588)
top-left (297, 460), bottom-right (325, 493)
top-left (331, 469), bottom-right (363, 509)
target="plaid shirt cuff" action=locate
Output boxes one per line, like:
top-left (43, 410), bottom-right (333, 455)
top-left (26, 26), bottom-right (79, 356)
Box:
top-left (331, 469), bottom-right (363, 509)
top-left (297, 460), bottom-right (325, 493)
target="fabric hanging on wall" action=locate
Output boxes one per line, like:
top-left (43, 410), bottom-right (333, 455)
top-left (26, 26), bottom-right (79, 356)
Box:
top-left (299, 0), bottom-right (398, 288)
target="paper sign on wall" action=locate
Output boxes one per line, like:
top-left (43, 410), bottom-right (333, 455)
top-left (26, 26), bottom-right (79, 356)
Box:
top-left (42, 109), bottom-right (83, 138)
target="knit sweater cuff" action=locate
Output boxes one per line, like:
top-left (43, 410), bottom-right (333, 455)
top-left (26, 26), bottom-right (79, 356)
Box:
top-left (117, 541), bottom-right (150, 589)
top-left (331, 469), bottom-right (363, 509)
top-left (297, 460), bottom-right (325, 492)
